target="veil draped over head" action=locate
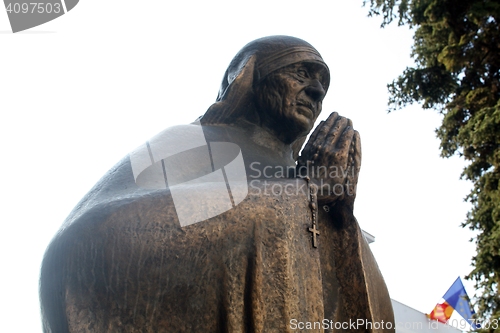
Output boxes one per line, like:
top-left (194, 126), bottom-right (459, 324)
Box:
top-left (199, 35), bottom-right (330, 160)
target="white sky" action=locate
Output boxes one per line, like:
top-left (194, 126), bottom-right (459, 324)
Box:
top-left (1, 1), bottom-right (477, 331)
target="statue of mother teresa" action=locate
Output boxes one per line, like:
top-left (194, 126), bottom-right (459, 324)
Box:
top-left (40, 36), bottom-right (394, 333)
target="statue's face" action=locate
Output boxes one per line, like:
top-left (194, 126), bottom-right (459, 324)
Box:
top-left (256, 62), bottom-right (327, 143)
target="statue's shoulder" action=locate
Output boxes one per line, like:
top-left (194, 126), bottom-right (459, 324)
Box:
top-left (62, 123), bottom-right (207, 227)
top-left (58, 189), bottom-right (177, 245)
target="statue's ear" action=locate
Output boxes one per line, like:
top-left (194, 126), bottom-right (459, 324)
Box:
top-left (201, 55), bottom-right (257, 125)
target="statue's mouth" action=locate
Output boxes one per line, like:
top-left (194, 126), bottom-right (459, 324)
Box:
top-left (295, 100), bottom-right (316, 119)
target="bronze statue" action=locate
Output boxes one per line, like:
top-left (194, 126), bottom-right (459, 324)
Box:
top-left (40, 36), bottom-right (394, 332)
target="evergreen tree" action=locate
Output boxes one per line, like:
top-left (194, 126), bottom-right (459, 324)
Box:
top-left (365, 0), bottom-right (500, 329)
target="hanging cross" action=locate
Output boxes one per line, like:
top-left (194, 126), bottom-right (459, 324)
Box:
top-left (308, 224), bottom-right (320, 248)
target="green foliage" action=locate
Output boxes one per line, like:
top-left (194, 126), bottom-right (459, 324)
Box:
top-left (366, 0), bottom-right (500, 329)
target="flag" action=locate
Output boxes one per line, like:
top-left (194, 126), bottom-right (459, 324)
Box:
top-left (442, 277), bottom-right (478, 329)
top-left (427, 301), bottom-right (453, 324)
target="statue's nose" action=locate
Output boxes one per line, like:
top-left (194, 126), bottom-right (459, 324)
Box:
top-left (304, 79), bottom-right (325, 102)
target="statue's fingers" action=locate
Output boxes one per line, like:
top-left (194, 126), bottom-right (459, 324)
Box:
top-left (313, 112), bottom-right (339, 147)
top-left (322, 117), bottom-right (349, 153)
top-left (322, 118), bottom-right (354, 183)
top-left (337, 126), bottom-right (355, 169)
top-left (344, 131), bottom-right (361, 198)
top-left (345, 149), bottom-right (356, 190)
top-left (323, 112), bottom-right (339, 128)
top-left (310, 120), bottom-right (325, 142)
top-left (302, 117), bottom-right (334, 160)
top-left (353, 130), bottom-right (362, 171)
top-left (344, 164), bottom-right (357, 201)
top-left (323, 126), bottom-right (353, 178)
top-left (302, 120), bottom-right (325, 157)
top-left (313, 120), bottom-right (331, 146)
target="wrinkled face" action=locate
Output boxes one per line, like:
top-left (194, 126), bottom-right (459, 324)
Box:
top-left (256, 62), bottom-right (327, 143)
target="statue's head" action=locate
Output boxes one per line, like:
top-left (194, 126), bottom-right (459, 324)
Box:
top-left (200, 36), bottom-right (330, 149)
top-left (254, 60), bottom-right (328, 144)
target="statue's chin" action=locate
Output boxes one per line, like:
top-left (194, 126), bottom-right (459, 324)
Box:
top-left (289, 118), bottom-right (314, 140)
top-left (292, 107), bottom-right (316, 129)
top-left (281, 127), bottom-right (312, 145)
top-left (255, 107), bottom-right (314, 144)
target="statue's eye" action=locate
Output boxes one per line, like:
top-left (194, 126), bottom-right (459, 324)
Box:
top-left (297, 68), bottom-right (309, 78)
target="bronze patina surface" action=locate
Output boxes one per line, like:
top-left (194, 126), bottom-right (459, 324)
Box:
top-left (40, 36), bottom-right (394, 333)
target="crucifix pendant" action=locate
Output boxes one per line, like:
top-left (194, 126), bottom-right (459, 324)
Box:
top-left (300, 175), bottom-right (319, 249)
top-left (308, 223), bottom-right (320, 248)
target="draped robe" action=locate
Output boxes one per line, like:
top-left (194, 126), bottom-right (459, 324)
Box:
top-left (40, 124), bottom-right (394, 333)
